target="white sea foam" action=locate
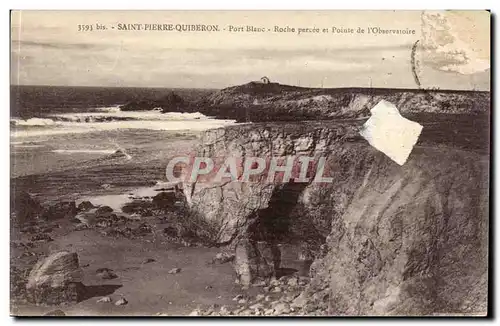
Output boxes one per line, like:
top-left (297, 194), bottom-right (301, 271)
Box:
top-left (93, 106), bottom-right (122, 113)
top-left (11, 118), bottom-right (61, 126)
top-left (11, 110), bottom-right (236, 138)
top-left (10, 140), bottom-right (44, 148)
top-left (49, 110), bottom-right (208, 122)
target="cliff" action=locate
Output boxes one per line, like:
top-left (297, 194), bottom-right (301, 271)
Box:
top-left (195, 82), bottom-right (490, 122)
top-left (180, 115), bottom-right (489, 315)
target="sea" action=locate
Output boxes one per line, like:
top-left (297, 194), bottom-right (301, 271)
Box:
top-left (10, 85), bottom-right (236, 205)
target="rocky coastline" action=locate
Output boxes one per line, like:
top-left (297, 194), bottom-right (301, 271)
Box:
top-left (119, 82), bottom-right (490, 123)
top-left (11, 82), bottom-right (490, 316)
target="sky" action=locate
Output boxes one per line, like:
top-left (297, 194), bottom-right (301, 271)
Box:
top-left (10, 10), bottom-right (490, 90)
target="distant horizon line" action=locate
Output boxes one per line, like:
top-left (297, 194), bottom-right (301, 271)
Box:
top-left (10, 83), bottom-right (220, 90)
top-left (9, 83), bottom-right (490, 93)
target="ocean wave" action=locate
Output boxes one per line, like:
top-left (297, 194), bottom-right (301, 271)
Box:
top-left (11, 144), bottom-right (45, 148)
top-left (52, 149), bottom-right (117, 154)
top-left (50, 110), bottom-right (209, 122)
top-left (11, 110), bottom-right (236, 138)
top-left (11, 111), bottom-right (218, 126)
top-left (11, 118), bottom-right (60, 127)
top-left (11, 119), bottom-right (236, 138)
top-left (10, 140), bottom-right (46, 150)
top-left (11, 141), bottom-right (36, 145)
top-left (11, 116), bottom-right (139, 126)
top-left (52, 115), bottom-right (138, 123)
top-left (92, 106), bottom-right (122, 113)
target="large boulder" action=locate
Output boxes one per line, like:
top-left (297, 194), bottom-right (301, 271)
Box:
top-left (95, 205), bottom-right (113, 215)
top-left (26, 251), bottom-right (84, 305)
top-left (75, 206), bottom-right (115, 225)
top-left (77, 201), bottom-right (95, 212)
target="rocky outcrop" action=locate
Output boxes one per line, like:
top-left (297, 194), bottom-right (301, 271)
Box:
top-left (26, 251), bottom-right (84, 305)
top-left (196, 82), bottom-right (490, 122)
top-left (41, 201), bottom-right (77, 221)
top-left (182, 121), bottom-right (366, 243)
top-left (234, 239), bottom-right (281, 286)
top-left (77, 201), bottom-right (95, 212)
top-left (304, 148), bottom-right (488, 316)
top-left (10, 191), bottom-right (42, 224)
top-left (181, 119), bottom-right (488, 315)
top-left (74, 205), bottom-right (116, 225)
top-left (120, 92), bottom-right (188, 112)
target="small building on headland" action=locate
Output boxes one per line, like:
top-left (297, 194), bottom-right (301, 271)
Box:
top-left (259, 76), bottom-right (271, 84)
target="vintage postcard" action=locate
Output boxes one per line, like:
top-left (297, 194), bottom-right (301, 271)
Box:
top-left (10, 10), bottom-right (490, 317)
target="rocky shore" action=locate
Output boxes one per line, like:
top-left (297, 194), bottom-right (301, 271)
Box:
top-left (115, 82), bottom-right (490, 123)
top-left (195, 82), bottom-right (490, 122)
top-left (11, 182), bottom-right (317, 316)
top-left (10, 82), bottom-right (490, 316)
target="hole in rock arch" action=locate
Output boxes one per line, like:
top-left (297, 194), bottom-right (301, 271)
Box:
top-left (247, 181), bottom-right (328, 277)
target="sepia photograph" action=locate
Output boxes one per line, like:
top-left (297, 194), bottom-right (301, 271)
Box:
top-left (9, 10), bottom-right (490, 317)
